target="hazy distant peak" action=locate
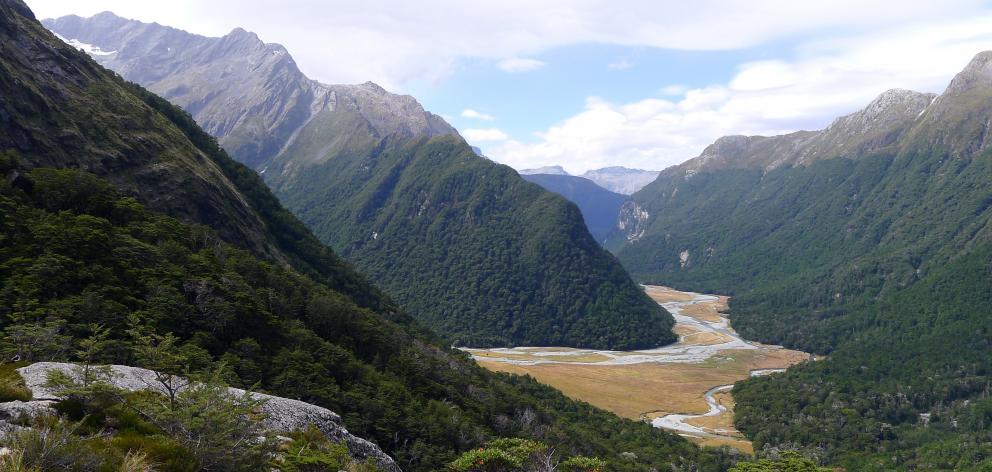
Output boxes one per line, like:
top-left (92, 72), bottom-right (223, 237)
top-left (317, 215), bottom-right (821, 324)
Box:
top-left (519, 165), bottom-right (570, 176)
top-left (580, 167), bottom-right (660, 195)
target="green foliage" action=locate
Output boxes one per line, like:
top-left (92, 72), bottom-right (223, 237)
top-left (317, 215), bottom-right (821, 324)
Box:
top-left (728, 452), bottom-right (830, 472)
top-left (561, 456), bottom-right (608, 472)
top-left (273, 425), bottom-right (354, 472)
top-left (521, 174), bottom-right (629, 244)
top-left (0, 6), bottom-right (718, 469)
top-left (449, 438), bottom-right (549, 472)
top-left (616, 133), bottom-right (992, 468)
top-left (273, 136), bottom-right (673, 350)
top-left (0, 361), bottom-right (30, 402)
top-left (4, 418), bottom-right (105, 471)
top-left (0, 167), bottom-right (726, 471)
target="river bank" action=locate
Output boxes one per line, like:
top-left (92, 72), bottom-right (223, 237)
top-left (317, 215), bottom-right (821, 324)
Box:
top-left (463, 286), bottom-right (811, 453)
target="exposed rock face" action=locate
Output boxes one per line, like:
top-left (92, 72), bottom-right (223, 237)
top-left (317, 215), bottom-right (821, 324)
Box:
top-left (12, 363), bottom-right (400, 471)
top-left (616, 201), bottom-right (649, 242)
top-left (580, 167), bottom-right (660, 195)
top-left (43, 13), bottom-right (458, 171)
top-left (661, 88), bottom-right (937, 181)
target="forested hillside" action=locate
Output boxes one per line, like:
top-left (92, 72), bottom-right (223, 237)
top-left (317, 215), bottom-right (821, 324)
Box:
top-left (0, 2), bottom-right (725, 470)
top-left (46, 11), bottom-right (674, 351)
top-left (274, 136), bottom-right (673, 349)
top-left (614, 54), bottom-right (992, 469)
top-left (522, 173), bottom-right (629, 244)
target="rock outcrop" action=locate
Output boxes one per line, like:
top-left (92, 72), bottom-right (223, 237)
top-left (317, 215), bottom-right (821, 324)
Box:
top-left (4, 362), bottom-right (400, 471)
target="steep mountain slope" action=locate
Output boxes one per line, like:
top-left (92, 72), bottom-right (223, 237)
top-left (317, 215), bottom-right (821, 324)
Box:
top-left (46, 12), bottom-right (674, 350)
top-left (43, 12), bottom-right (457, 170)
top-left (3, 2), bottom-right (387, 311)
top-left (581, 166), bottom-right (660, 194)
top-left (614, 53), bottom-right (992, 468)
top-left (275, 136), bottom-right (673, 349)
top-left (522, 173), bottom-right (628, 244)
top-left (0, 3), bottom-right (730, 471)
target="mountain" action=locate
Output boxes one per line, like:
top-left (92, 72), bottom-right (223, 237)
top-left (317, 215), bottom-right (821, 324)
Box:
top-left (580, 167), bottom-right (659, 194)
top-left (518, 165), bottom-right (570, 175)
top-left (521, 174), bottom-right (628, 244)
top-left (1, 2), bottom-right (726, 470)
top-left (614, 53), bottom-right (992, 469)
top-left (42, 13), bottom-right (457, 171)
top-left (46, 12), bottom-right (674, 351)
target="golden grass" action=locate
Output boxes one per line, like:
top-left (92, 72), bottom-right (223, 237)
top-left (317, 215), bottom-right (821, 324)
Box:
top-left (468, 350), bottom-right (611, 363)
top-left (473, 286), bottom-right (811, 456)
top-left (679, 302), bottom-right (726, 323)
top-left (680, 331), bottom-right (734, 345)
top-left (643, 286), bottom-right (695, 303)
top-left (686, 391), bottom-right (737, 432)
top-left (692, 436), bottom-right (754, 455)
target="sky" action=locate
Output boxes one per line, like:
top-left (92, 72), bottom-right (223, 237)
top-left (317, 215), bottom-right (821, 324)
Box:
top-left (27, 0), bottom-right (992, 174)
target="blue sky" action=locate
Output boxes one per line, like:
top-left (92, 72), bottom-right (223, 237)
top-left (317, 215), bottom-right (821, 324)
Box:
top-left (28, 0), bottom-right (992, 173)
top-left (412, 42), bottom-right (797, 145)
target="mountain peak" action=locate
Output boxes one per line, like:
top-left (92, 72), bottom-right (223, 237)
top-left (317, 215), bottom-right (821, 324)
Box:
top-left (360, 81), bottom-right (387, 93)
top-left (518, 165), bottom-right (570, 176)
top-left (825, 88), bottom-right (935, 135)
top-left (226, 26), bottom-right (261, 43)
top-left (3, 0), bottom-right (34, 20)
top-left (944, 50), bottom-right (992, 95)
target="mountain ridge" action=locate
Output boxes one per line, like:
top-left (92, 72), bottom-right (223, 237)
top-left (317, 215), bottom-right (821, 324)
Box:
top-left (46, 11), bottom-right (675, 351)
top-left (1, 2), bottom-right (720, 469)
top-left (613, 50), bottom-right (992, 469)
top-left (43, 13), bottom-right (458, 170)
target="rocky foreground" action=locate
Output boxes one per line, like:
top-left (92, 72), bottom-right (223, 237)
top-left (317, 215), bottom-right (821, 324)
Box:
top-left (0, 362), bottom-right (400, 472)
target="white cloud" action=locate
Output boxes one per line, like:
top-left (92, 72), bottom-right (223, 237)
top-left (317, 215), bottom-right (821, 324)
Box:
top-left (26, 0), bottom-right (987, 90)
top-left (461, 108), bottom-right (495, 121)
top-left (487, 14), bottom-right (992, 174)
top-left (497, 57), bottom-right (545, 73)
top-left (608, 58), bottom-right (633, 70)
top-left (660, 84), bottom-right (687, 96)
top-left (463, 128), bottom-right (510, 142)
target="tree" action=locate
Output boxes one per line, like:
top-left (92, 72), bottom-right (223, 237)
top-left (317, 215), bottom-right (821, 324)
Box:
top-left (729, 452), bottom-right (831, 472)
top-left (0, 320), bottom-right (71, 362)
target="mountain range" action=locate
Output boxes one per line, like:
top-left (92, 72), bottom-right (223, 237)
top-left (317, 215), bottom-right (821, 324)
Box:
top-left (519, 165), bottom-right (660, 195)
top-left (611, 54), bottom-right (992, 469)
top-left (0, 1), bottom-right (724, 470)
top-left (45, 12), bottom-right (674, 350)
top-left (22, 1), bottom-right (992, 469)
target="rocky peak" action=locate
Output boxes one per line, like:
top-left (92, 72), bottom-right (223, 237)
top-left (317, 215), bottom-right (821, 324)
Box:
top-left (944, 50), bottom-right (992, 96)
top-left (44, 12), bottom-right (459, 169)
top-left (1, 0), bottom-right (33, 21)
top-left (828, 89), bottom-right (935, 132)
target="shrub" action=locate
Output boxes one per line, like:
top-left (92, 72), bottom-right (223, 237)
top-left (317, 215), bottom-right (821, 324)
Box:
top-left (0, 362), bottom-right (30, 402)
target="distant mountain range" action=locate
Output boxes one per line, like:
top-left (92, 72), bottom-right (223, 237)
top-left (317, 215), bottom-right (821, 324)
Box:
top-left (520, 174), bottom-right (628, 243)
top-left (45, 12), bottom-right (674, 350)
top-left (611, 52), bottom-right (992, 468)
top-left (519, 165), bottom-right (659, 195)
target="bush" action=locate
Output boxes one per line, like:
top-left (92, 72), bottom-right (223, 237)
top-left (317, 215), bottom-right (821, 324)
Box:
top-left (0, 362), bottom-right (30, 402)
top-left (5, 418), bottom-right (104, 472)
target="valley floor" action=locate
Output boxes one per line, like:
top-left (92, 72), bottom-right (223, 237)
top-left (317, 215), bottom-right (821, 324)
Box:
top-left (464, 286), bottom-right (810, 454)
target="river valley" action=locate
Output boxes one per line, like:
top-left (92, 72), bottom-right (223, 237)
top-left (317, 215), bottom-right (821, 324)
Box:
top-left (464, 286), bottom-right (811, 453)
